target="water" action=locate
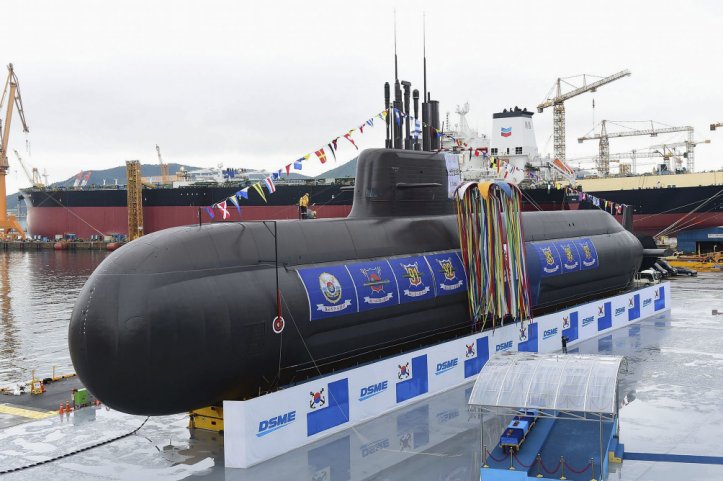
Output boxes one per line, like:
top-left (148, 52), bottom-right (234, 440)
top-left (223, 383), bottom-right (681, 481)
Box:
top-left (0, 255), bottom-right (722, 480)
top-left (0, 250), bottom-right (108, 385)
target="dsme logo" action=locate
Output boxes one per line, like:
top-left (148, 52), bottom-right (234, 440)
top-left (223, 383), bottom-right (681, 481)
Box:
top-left (435, 358), bottom-right (458, 375)
top-left (543, 328), bottom-right (558, 340)
top-left (257, 410), bottom-right (296, 437)
top-left (359, 381), bottom-right (388, 401)
top-left (582, 315), bottom-right (595, 327)
top-left (643, 298), bottom-right (652, 307)
top-left (615, 307), bottom-right (625, 316)
top-left (361, 438), bottom-right (390, 457)
top-left (496, 341), bottom-right (513, 352)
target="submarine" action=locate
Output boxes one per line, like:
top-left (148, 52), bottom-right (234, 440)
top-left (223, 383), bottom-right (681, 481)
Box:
top-left (69, 148), bottom-right (645, 416)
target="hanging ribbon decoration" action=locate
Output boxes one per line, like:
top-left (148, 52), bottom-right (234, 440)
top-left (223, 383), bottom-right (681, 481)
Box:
top-left (455, 181), bottom-right (532, 331)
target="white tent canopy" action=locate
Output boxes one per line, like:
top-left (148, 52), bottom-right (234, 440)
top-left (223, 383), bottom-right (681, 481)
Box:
top-left (468, 352), bottom-right (625, 417)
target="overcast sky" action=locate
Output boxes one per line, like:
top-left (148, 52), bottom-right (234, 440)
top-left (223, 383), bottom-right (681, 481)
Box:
top-left (2, 0), bottom-right (722, 194)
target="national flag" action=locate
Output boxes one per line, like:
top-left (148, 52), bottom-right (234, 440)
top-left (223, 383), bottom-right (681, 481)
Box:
top-left (228, 195), bottom-right (241, 215)
top-left (315, 148), bottom-right (327, 164)
top-left (205, 206), bottom-right (215, 219)
top-left (327, 143), bottom-right (337, 162)
top-left (252, 182), bottom-right (267, 202)
top-left (344, 133), bottom-right (358, 150)
top-left (217, 201), bottom-right (230, 220)
top-left (293, 160), bottom-right (303, 170)
top-left (263, 176), bottom-right (276, 194)
top-left (237, 187), bottom-right (249, 200)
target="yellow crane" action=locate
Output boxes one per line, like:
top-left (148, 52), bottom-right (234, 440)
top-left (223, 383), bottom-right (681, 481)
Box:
top-left (0, 63), bottom-right (29, 239)
top-left (537, 70), bottom-right (631, 164)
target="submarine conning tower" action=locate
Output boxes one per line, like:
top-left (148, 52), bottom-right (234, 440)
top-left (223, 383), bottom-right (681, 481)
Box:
top-left (348, 149), bottom-right (454, 218)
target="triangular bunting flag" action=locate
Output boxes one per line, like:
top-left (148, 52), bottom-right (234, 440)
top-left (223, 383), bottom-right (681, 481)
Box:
top-left (366, 118), bottom-right (374, 127)
top-left (272, 172), bottom-right (279, 181)
top-left (285, 164), bottom-right (291, 175)
top-left (217, 201), bottom-right (230, 220)
top-left (205, 206), bottom-right (215, 219)
top-left (343, 133), bottom-right (358, 150)
top-left (327, 143), bottom-right (337, 162)
top-left (252, 182), bottom-right (267, 203)
top-left (238, 187), bottom-right (249, 200)
top-left (359, 124), bottom-right (365, 134)
top-left (263, 176), bottom-right (276, 194)
top-left (293, 161), bottom-right (303, 170)
top-left (228, 195), bottom-right (241, 215)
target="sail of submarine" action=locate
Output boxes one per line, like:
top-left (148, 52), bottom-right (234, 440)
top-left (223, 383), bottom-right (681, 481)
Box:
top-left (68, 148), bottom-right (645, 416)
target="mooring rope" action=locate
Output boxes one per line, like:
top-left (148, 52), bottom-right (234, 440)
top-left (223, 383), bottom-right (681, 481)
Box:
top-left (455, 181), bottom-right (532, 331)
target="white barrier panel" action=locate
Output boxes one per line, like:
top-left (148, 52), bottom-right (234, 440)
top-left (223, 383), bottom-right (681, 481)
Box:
top-left (225, 282), bottom-right (670, 468)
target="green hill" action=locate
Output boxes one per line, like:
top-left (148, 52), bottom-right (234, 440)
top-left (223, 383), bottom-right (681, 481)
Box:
top-left (315, 157), bottom-right (357, 179)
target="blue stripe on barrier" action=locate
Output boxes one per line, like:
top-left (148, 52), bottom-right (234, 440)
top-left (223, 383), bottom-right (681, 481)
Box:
top-left (624, 452), bottom-right (723, 465)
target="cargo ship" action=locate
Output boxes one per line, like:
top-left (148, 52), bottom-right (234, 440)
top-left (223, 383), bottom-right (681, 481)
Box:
top-left (18, 104), bottom-right (723, 239)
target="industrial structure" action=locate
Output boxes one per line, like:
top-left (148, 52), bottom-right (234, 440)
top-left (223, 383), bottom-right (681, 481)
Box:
top-left (125, 160), bottom-right (144, 241)
top-left (578, 120), bottom-right (695, 175)
top-left (155, 144), bottom-right (171, 184)
top-left (537, 70), bottom-right (630, 163)
top-left (13, 149), bottom-right (44, 188)
top-left (0, 63), bottom-right (28, 239)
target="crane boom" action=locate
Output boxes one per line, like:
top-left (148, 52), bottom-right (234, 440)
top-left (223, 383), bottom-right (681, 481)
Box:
top-left (536, 69), bottom-right (631, 163)
top-left (155, 144), bottom-right (170, 183)
top-left (13, 149), bottom-right (43, 188)
top-left (537, 70), bottom-right (631, 110)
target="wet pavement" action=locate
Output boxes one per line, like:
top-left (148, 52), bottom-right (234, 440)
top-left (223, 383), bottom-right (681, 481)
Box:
top-left (0, 274), bottom-right (721, 480)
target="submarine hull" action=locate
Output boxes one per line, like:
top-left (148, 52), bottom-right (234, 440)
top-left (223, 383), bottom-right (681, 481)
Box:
top-left (69, 209), bottom-right (641, 416)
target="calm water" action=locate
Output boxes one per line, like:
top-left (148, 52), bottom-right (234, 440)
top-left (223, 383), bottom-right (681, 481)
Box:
top-left (0, 250), bottom-right (108, 385)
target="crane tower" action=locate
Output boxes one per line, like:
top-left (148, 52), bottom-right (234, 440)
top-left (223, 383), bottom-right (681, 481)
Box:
top-left (537, 70), bottom-right (630, 163)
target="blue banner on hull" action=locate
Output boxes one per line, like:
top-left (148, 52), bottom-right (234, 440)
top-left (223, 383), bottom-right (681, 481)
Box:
top-left (531, 237), bottom-right (599, 277)
top-left (555, 239), bottom-right (583, 273)
top-left (389, 255), bottom-right (436, 303)
top-left (425, 252), bottom-right (467, 296)
top-left (532, 242), bottom-right (563, 277)
top-left (298, 266), bottom-right (358, 321)
top-left (574, 238), bottom-right (599, 270)
top-left (346, 260), bottom-right (399, 312)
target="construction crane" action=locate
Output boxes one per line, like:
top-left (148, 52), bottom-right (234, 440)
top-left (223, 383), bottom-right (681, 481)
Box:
top-left (537, 70), bottom-right (630, 164)
top-left (13, 149), bottom-right (43, 188)
top-left (578, 120), bottom-right (695, 175)
top-left (155, 144), bottom-right (170, 184)
top-left (0, 63), bottom-right (29, 239)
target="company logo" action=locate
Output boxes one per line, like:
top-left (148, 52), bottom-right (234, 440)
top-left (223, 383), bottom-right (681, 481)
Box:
top-left (399, 433), bottom-right (413, 450)
top-left (580, 242), bottom-right (596, 267)
top-left (360, 266), bottom-right (393, 304)
top-left (359, 381), bottom-right (388, 401)
top-left (435, 358), bottom-right (459, 375)
top-left (543, 247), bottom-right (555, 265)
top-left (465, 343), bottom-right (475, 358)
top-left (437, 409), bottom-right (460, 423)
top-left (598, 305), bottom-right (605, 316)
top-left (496, 340), bottom-right (513, 352)
top-left (501, 127), bottom-right (512, 138)
top-left (309, 388), bottom-right (326, 409)
top-left (400, 261), bottom-right (431, 297)
top-left (543, 327), bottom-right (558, 340)
top-left (398, 362), bottom-right (411, 379)
top-left (312, 469), bottom-right (329, 481)
top-left (257, 410), bottom-right (297, 437)
top-left (643, 298), bottom-right (652, 307)
top-left (436, 258), bottom-right (464, 291)
top-left (319, 273), bottom-right (342, 304)
top-left (629, 298), bottom-right (634, 307)
top-left (563, 316), bottom-right (570, 328)
top-left (582, 315), bottom-right (595, 327)
top-left (519, 325), bottom-right (527, 341)
top-left (615, 307), bottom-right (625, 316)
top-left (361, 438), bottom-right (390, 457)
top-left (654, 289), bottom-right (660, 299)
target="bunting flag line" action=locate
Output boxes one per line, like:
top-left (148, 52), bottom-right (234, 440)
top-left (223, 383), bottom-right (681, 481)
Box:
top-left (565, 187), bottom-right (628, 215)
top-left (252, 182), bottom-right (267, 203)
top-left (315, 148), bottom-right (327, 164)
top-left (263, 176), bottom-right (276, 194)
top-left (228, 195), bottom-right (241, 214)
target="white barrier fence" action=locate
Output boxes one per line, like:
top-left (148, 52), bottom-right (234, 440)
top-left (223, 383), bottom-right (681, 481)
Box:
top-left (225, 282), bottom-right (670, 468)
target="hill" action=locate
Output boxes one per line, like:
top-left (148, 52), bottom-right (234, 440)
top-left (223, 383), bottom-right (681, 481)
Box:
top-left (315, 157), bottom-right (357, 179)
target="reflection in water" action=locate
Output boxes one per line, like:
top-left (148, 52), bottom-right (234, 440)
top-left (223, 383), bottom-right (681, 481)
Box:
top-left (0, 250), bottom-right (108, 384)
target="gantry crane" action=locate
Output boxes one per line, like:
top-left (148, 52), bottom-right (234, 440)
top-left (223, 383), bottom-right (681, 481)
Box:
top-left (578, 120), bottom-right (695, 175)
top-left (155, 144), bottom-right (170, 184)
top-left (126, 160), bottom-right (144, 240)
top-left (13, 149), bottom-right (43, 188)
top-left (537, 70), bottom-right (631, 164)
top-left (0, 63), bottom-right (29, 239)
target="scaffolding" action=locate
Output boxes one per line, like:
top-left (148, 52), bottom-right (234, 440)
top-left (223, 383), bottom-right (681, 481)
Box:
top-left (126, 160), bottom-right (143, 240)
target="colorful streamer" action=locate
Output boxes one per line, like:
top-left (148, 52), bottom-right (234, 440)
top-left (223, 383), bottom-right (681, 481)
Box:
top-left (455, 181), bottom-right (532, 331)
